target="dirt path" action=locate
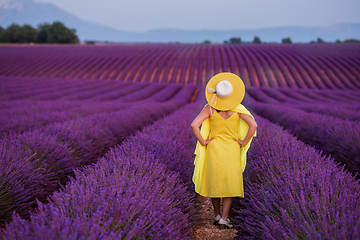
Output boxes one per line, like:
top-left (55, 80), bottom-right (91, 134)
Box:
top-left (191, 195), bottom-right (237, 240)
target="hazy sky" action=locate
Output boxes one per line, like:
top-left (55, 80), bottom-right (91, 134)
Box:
top-left (3, 0), bottom-right (360, 32)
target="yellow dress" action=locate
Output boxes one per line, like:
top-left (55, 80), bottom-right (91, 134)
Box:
top-left (199, 110), bottom-right (243, 198)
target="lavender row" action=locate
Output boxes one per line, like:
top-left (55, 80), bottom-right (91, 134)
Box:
top-left (2, 103), bottom-right (202, 239)
top-left (120, 83), bottom-right (197, 106)
top-left (0, 76), bottom-right (198, 103)
top-left (1, 78), bottom-right (131, 101)
top-left (259, 44), bottom-right (360, 89)
top-left (0, 76), bottom-right (75, 93)
top-left (245, 99), bottom-right (360, 176)
top-left (232, 115), bottom-right (360, 239)
top-left (246, 87), bottom-right (315, 104)
top-left (0, 101), bottom-right (180, 223)
top-left (245, 87), bottom-right (360, 122)
top-left (296, 103), bottom-right (360, 122)
top-left (0, 100), bottom-right (130, 136)
top-left (0, 76), bottom-right (108, 100)
top-left (1, 44), bottom-right (359, 87)
top-left (245, 87), bottom-right (360, 105)
top-left (0, 84), bottom-right (198, 139)
top-left (0, 76), bottom-right (161, 102)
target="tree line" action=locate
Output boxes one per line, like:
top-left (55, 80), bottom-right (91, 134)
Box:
top-left (0, 21), bottom-right (79, 44)
top-left (204, 36), bottom-right (360, 44)
top-left (205, 36), bottom-right (293, 44)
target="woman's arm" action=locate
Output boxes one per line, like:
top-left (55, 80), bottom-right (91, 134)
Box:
top-left (191, 105), bottom-right (214, 146)
top-left (234, 113), bottom-right (258, 147)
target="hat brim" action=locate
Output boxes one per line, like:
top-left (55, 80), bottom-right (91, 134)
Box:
top-left (205, 72), bottom-right (245, 111)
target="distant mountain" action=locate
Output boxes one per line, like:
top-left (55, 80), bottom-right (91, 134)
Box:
top-left (138, 25), bottom-right (360, 43)
top-left (0, 0), bottom-right (134, 42)
top-left (1, 0), bottom-right (360, 43)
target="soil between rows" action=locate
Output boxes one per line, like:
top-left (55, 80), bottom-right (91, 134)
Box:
top-left (191, 195), bottom-right (237, 240)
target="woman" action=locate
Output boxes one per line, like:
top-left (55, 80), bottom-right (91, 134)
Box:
top-left (191, 73), bottom-right (257, 229)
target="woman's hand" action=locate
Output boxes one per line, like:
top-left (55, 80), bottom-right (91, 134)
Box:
top-left (201, 138), bottom-right (214, 146)
top-left (191, 105), bottom-right (212, 146)
top-left (233, 138), bottom-right (245, 147)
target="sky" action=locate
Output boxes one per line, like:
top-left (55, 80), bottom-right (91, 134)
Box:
top-left (2, 0), bottom-right (360, 32)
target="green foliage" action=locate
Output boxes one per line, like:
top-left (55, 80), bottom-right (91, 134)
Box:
top-left (0, 23), bottom-right (38, 43)
top-left (223, 37), bottom-right (241, 44)
top-left (344, 39), bottom-right (360, 43)
top-left (0, 21), bottom-right (79, 44)
top-left (281, 37), bottom-right (292, 44)
top-left (203, 40), bottom-right (211, 44)
top-left (47, 21), bottom-right (79, 44)
top-left (229, 37), bottom-right (241, 44)
top-left (85, 40), bottom-right (96, 44)
top-left (22, 24), bottom-right (38, 43)
top-left (37, 22), bottom-right (51, 43)
top-left (332, 39), bottom-right (360, 43)
top-left (2, 24), bottom-right (23, 43)
top-left (317, 38), bottom-right (326, 43)
top-left (252, 36), bottom-right (261, 44)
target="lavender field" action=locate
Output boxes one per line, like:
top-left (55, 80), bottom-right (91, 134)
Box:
top-left (1, 43), bottom-right (359, 88)
top-left (0, 43), bottom-right (359, 239)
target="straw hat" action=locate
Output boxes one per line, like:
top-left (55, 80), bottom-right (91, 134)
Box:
top-left (205, 72), bottom-right (245, 111)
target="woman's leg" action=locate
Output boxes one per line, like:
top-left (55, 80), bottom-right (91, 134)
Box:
top-left (221, 197), bottom-right (232, 220)
top-left (211, 198), bottom-right (221, 216)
